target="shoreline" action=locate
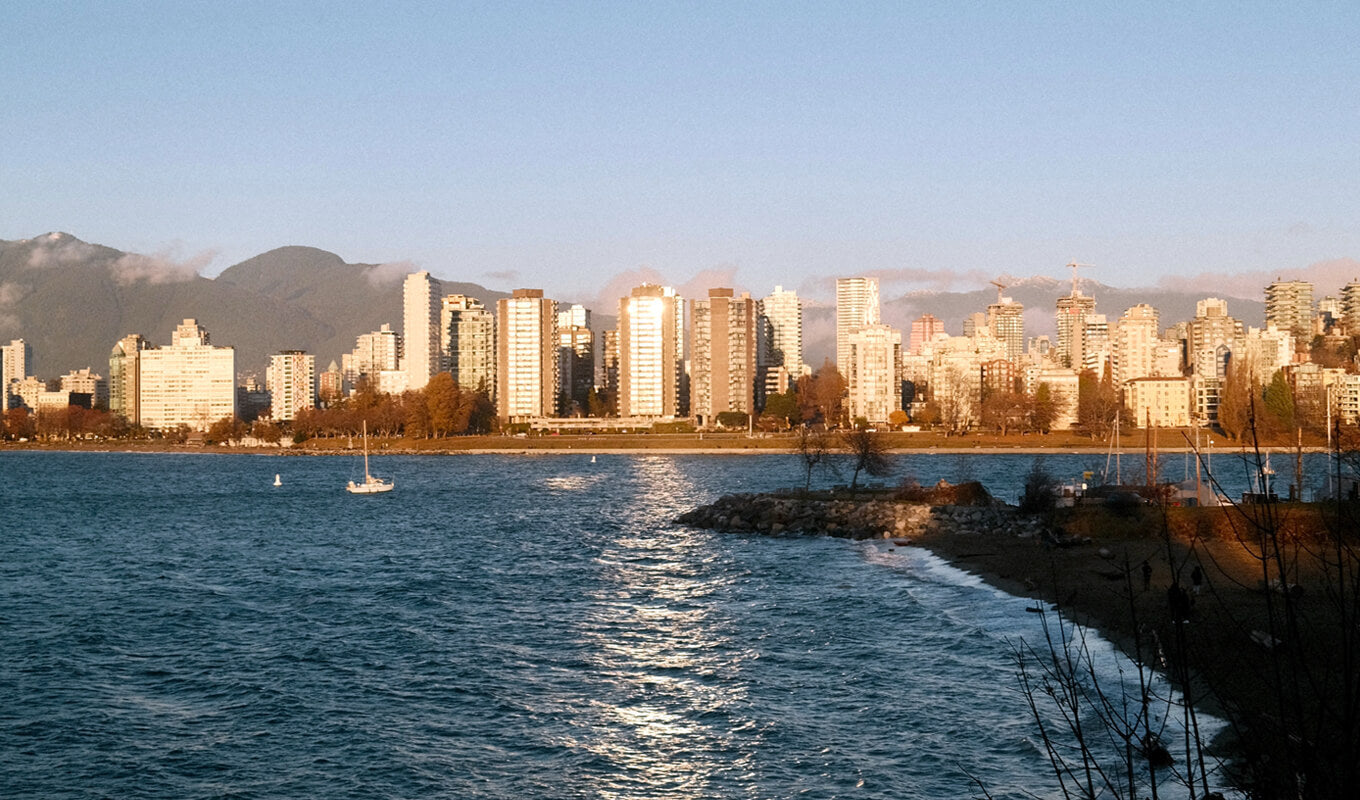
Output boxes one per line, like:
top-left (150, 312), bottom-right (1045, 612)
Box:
top-left (0, 442), bottom-right (1322, 456)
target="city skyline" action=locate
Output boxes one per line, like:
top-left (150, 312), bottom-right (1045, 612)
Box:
top-left (3, 4), bottom-right (1358, 302)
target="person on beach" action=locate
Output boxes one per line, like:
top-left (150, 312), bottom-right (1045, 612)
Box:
top-left (1142, 560), bottom-right (1152, 592)
top-left (1191, 565), bottom-right (1203, 595)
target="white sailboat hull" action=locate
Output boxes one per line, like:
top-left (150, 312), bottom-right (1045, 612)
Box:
top-left (347, 420), bottom-right (393, 494)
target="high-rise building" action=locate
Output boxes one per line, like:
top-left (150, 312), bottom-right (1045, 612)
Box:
top-left (836, 277), bottom-right (879, 375)
top-left (1185, 299), bottom-right (1243, 378)
top-left (342, 324), bottom-right (402, 392)
top-left (555, 304), bottom-right (593, 413)
top-left (557, 304), bottom-right (591, 330)
top-left (109, 334), bottom-right (151, 423)
top-left (1265, 279), bottom-right (1313, 338)
top-left (619, 284), bottom-right (685, 418)
top-left (60, 368), bottom-right (108, 409)
top-left (403, 271), bottom-right (443, 392)
top-left (691, 288), bottom-right (757, 425)
top-left (602, 330), bottom-right (620, 400)
top-left (1112, 304), bottom-right (1159, 385)
top-left (267, 350), bottom-right (316, 422)
top-left (318, 360), bottom-right (344, 404)
top-left (846, 324), bottom-right (901, 424)
top-left (962, 312), bottom-right (988, 339)
top-left (1055, 292), bottom-right (1096, 369)
top-left (909, 314), bottom-right (946, 354)
top-left (497, 289), bottom-right (558, 420)
top-left (2, 338), bottom-right (31, 412)
top-left (1081, 314), bottom-right (1111, 375)
top-left (138, 319), bottom-right (237, 431)
top-left (758, 286), bottom-right (803, 400)
top-left (558, 323), bottom-right (594, 414)
top-left (986, 296), bottom-right (1025, 362)
top-left (1342, 280), bottom-right (1360, 334)
top-left (442, 295), bottom-right (496, 395)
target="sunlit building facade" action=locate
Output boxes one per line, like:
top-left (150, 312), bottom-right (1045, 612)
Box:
top-left (267, 350), bottom-right (316, 422)
top-left (138, 319), bottom-right (237, 431)
top-left (618, 284), bottom-right (684, 418)
top-left (497, 289), bottom-right (558, 420)
top-left (691, 289), bottom-right (757, 425)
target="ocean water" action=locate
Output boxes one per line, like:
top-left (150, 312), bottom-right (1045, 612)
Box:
top-left (0, 450), bottom-right (1299, 798)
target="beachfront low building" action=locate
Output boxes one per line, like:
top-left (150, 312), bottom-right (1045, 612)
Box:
top-left (1123, 377), bottom-right (1193, 428)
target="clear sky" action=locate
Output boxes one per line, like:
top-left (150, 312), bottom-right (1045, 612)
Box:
top-left (3, 2), bottom-right (1357, 303)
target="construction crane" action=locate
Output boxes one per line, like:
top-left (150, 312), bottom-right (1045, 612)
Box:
top-left (1066, 261), bottom-right (1095, 297)
top-left (989, 279), bottom-right (1007, 305)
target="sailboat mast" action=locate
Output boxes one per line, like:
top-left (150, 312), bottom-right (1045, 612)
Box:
top-left (363, 419), bottom-right (371, 480)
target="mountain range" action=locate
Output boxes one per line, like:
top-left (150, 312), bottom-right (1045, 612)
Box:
top-left (0, 232), bottom-right (1289, 379)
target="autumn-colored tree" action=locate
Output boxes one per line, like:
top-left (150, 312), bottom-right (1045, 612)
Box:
top-left (1216, 361), bottom-right (1253, 440)
top-left (1076, 368), bottom-right (1119, 439)
top-left (796, 360), bottom-right (847, 426)
top-left (1031, 382), bottom-right (1057, 433)
top-left (251, 419), bottom-right (283, 444)
top-left (913, 400), bottom-right (942, 427)
top-left (760, 391), bottom-right (798, 430)
top-left (425, 373), bottom-right (459, 437)
top-left (204, 416), bottom-right (247, 445)
top-left (887, 409), bottom-right (910, 430)
top-left (981, 391), bottom-right (1030, 435)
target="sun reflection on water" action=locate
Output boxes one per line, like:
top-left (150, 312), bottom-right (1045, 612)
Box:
top-left (569, 457), bottom-right (756, 798)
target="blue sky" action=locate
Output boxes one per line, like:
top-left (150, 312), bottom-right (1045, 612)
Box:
top-left (3, 2), bottom-right (1357, 302)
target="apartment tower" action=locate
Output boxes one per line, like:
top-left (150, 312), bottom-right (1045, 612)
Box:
top-left (496, 289), bottom-right (558, 420)
top-left (909, 314), bottom-right (946, 354)
top-left (618, 284), bottom-right (685, 418)
top-left (1056, 291), bottom-right (1096, 370)
top-left (836, 277), bottom-right (879, 375)
top-left (137, 319), bottom-right (236, 430)
top-left (757, 286), bottom-right (803, 399)
top-left (846, 324), bottom-right (902, 424)
top-left (267, 350), bottom-right (316, 422)
top-left (442, 295), bottom-right (496, 395)
top-left (403, 271), bottom-right (443, 392)
top-left (1112, 304), bottom-right (1159, 385)
top-left (1264, 279), bottom-right (1313, 338)
top-left (109, 334), bottom-right (150, 423)
top-left (691, 288), bottom-right (757, 425)
top-left (987, 297), bottom-right (1025, 362)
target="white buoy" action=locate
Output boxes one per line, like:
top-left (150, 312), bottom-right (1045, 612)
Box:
top-left (273, 474), bottom-right (282, 487)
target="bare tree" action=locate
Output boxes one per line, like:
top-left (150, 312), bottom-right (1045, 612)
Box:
top-left (793, 425), bottom-right (832, 492)
top-left (841, 428), bottom-right (892, 489)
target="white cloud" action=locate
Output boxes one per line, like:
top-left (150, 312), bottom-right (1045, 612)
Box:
top-left (109, 249), bottom-right (217, 286)
top-left (362, 261), bottom-right (419, 287)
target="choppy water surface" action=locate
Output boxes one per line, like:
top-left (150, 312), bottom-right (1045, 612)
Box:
top-left (1, 450), bottom-right (1296, 798)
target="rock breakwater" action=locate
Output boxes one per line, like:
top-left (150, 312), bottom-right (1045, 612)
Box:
top-left (677, 484), bottom-right (1050, 541)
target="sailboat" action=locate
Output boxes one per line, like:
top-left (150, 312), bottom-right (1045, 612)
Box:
top-left (347, 420), bottom-right (394, 494)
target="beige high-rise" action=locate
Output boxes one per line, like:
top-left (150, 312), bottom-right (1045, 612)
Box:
top-left (836, 277), bottom-right (879, 374)
top-left (619, 284), bottom-right (684, 418)
top-left (403, 271), bottom-right (443, 392)
top-left (138, 319), bottom-right (237, 431)
top-left (497, 289), bottom-right (558, 420)
top-left (268, 350), bottom-right (316, 422)
top-left (692, 288), bottom-right (757, 425)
